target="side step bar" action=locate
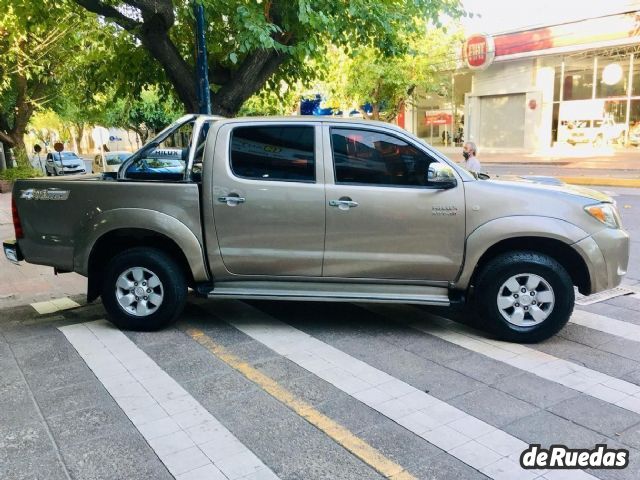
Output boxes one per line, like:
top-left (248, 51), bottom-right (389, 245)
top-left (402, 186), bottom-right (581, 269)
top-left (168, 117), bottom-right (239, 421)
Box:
top-left (207, 281), bottom-right (450, 306)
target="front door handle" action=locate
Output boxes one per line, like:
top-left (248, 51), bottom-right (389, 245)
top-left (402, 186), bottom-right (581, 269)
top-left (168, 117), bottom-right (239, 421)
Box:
top-left (329, 197), bottom-right (359, 210)
top-left (218, 194), bottom-right (246, 206)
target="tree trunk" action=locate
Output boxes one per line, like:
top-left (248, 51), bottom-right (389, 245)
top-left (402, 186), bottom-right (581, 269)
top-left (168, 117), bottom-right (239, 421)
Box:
top-left (212, 51), bottom-right (287, 116)
top-left (371, 104), bottom-right (381, 121)
top-left (74, 123), bottom-right (85, 154)
top-left (138, 22), bottom-right (199, 112)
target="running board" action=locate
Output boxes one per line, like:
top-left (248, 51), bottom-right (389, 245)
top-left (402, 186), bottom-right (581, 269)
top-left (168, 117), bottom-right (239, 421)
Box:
top-left (207, 281), bottom-right (450, 306)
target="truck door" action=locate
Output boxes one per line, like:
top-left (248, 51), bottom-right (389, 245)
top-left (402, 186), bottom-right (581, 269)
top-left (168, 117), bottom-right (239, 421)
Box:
top-left (322, 125), bottom-right (466, 281)
top-left (211, 122), bottom-right (325, 277)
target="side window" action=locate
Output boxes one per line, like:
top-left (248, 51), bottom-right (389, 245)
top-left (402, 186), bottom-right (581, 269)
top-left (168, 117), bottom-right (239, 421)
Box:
top-left (230, 126), bottom-right (315, 182)
top-left (331, 128), bottom-right (441, 187)
top-left (125, 122), bottom-right (194, 181)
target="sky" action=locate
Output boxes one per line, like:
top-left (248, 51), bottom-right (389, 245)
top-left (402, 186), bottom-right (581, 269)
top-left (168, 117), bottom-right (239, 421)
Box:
top-left (460, 0), bottom-right (640, 34)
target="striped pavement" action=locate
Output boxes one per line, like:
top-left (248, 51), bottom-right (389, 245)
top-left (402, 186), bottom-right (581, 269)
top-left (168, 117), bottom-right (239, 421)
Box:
top-left (4, 291), bottom-right (640, 480)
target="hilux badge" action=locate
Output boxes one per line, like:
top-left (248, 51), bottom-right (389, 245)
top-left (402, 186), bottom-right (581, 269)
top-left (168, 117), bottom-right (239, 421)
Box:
top-left (432, 205), bottom-right (458, 216)
top-left (20, 188), bottom-right (70, 201)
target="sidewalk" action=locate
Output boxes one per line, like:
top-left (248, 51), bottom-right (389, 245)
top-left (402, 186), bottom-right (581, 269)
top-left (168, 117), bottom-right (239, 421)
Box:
top-left (438, 146), bottom-right (640, 187)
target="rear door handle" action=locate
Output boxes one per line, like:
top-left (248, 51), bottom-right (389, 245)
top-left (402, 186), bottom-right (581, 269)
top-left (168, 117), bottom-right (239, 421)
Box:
top-left (329, 198), bottom-right (359, 210)
top-left (218, 195), bottom-right (246, 205)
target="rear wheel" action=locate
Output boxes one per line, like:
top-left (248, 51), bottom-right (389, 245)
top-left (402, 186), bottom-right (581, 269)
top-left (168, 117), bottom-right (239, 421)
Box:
top-left (101, 248), bottom-right (187, 331)
top-left (474, 251), bottom-right (574, 342)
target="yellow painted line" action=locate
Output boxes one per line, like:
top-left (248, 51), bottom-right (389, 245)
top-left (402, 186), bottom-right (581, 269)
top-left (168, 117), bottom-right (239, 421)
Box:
top-left (559, 177), bottom-right (640, 188)
top-left (186, 328), bottom-right (416, 480)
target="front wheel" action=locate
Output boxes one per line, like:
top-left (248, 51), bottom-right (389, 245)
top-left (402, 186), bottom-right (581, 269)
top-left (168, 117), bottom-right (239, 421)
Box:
top-left (101, 248), bottom-right (187, 331)
top-left (474, 251), bottom-right (574, 343)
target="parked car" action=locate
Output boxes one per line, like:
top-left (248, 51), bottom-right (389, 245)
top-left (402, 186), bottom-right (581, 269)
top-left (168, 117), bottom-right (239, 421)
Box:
top-left (93, 151), bottom-right (132, 173)
top-left (565, 116), bottom-right (626, 146)
top-left (4, 115), bottom-right (630, 342)
top-left (45, 151), bottom-right (86, 176)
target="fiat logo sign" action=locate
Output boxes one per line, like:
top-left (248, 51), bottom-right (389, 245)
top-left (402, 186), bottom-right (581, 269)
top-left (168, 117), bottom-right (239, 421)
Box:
top-left (463, 34), bottom-right (495, 70)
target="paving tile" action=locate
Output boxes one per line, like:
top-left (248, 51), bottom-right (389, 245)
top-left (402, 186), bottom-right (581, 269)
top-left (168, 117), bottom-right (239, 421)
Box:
top-left (158, 445), bottom-right (211, 477)
top-left (491, 372), bottom-right (580, 408)
top-left (480, 457), bottom-right (537, 480)
top-left (421, 424), bottom-right (470, 451)
top-left (447, 353), bottom-right (523, 384)
top-left (22, 359), bottom-right (93, 393)
top-left (185, 420), bottom-right (224, 445)
top-left (475, 428), bottom-right (527, 457)
top-left (504, 410), bottom-right (608, 449)
top-left (47, 404), bottom-right (132, 446)
top-left (214, 450), bottom-right (268, 479)
top-left (60, 430), bottom-right (173, 480)
top-left (148, 429), bottom-right (195, 456)
top-left (448, 386), bottom-right (540, 427)
top-left (137, 416), bottom-right (183, 440)
top-left (33, 377), bottom-right (113, 418)
top-left (175, 464), bottom-right (228, 480)
top-left (450, 440), bottom-right (503, 469)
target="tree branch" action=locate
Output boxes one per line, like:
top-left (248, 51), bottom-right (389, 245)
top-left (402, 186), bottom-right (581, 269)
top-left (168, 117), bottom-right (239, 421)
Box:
top-left (74, 0), bottom-right (141, 32)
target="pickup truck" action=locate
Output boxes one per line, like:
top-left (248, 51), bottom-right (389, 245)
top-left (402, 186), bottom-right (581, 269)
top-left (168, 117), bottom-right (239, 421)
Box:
top-left (4, 115), bottom-right (630, 342)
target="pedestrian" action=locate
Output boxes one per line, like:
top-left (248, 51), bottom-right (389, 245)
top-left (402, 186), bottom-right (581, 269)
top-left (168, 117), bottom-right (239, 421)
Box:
top-left (462, 141), bottom-right (481, 174)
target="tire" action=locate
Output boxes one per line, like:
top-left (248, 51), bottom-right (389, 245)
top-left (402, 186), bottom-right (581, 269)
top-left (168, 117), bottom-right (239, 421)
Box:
top-left (101, 247), bottom-right (187, 331)
top-left (474, 251), bottom-right (574, 343)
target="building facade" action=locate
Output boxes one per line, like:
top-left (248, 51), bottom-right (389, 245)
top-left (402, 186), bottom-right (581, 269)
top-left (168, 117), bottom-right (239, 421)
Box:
top-left (406, 10), bottom-right (640, 153)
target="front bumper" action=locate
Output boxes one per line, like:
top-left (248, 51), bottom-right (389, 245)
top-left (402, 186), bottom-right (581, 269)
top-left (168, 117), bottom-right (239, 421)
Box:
top-left (573, 228), bottom-right (630, 294)
top-left (3, 239), bottom-right (24, 263)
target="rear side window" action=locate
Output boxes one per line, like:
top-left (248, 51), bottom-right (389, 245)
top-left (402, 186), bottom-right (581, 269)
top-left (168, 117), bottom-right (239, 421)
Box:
top-left (230, 126), bottom-right (315, 182)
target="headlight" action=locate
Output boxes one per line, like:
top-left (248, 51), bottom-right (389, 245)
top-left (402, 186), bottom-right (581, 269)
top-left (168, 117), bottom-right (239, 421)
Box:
top-left (584, 203), bottom-right (621, 228)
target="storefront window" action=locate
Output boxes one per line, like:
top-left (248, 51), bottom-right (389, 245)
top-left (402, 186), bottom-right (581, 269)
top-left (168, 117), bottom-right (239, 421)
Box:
top-left (553, 67), bottom-right (562, 102)
top-left (633, 56), bottom-right (640, 96)
top-left (604, 100), bottom-right (626, 123)
top-left (597, 59), bottom-right (630, 98)
top-left (563, 58), bottom-right (594, 101)
top-left (629, 100), bottom-right (640, 144)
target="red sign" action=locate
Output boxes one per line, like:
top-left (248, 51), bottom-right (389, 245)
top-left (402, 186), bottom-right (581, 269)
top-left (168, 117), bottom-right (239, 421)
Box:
top-left (424, 113), bottom-right (452, 126)
top-left (462, 34), bottom-right (495, 70)
top-left (53, 142), bottom-right (64, 153)
top-left (465, 12), bottom-right (640, 65)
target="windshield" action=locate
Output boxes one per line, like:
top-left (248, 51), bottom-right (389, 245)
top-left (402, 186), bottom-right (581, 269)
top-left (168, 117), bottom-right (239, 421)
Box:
top-left (59, 152), bottom-right (80, 159)
top-left (105, 153), bottom-right (130, 165)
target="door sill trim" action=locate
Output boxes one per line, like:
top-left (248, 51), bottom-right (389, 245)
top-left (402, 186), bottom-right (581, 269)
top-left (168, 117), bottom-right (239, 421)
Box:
top-left (207, 281), bottom-right (450, 306)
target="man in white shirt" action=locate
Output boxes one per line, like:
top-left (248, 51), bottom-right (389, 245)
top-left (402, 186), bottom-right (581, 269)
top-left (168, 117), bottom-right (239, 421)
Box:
top-left (462, 141), bottom-right (481, 174)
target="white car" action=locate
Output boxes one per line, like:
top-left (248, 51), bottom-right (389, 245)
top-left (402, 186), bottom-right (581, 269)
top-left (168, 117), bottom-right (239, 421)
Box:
top-left (45, 151), bottom-right (86, 176)
top-left (93, 151), bottom-right (132, 173)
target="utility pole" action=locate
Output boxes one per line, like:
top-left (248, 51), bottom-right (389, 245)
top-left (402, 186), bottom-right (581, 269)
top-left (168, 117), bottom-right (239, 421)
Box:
top-left (194, 1), bottom-right (211, 114)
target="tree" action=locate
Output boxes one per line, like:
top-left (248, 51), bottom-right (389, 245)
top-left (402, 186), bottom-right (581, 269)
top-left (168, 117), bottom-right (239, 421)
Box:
top-left (0, 0), bottom-right (98, 165)
top-left (328, 25), bottom-right (463, 122)
top-left (73, 0), bottom-right (463, 116)
top-left (104, 86), bottom-right (183, 144)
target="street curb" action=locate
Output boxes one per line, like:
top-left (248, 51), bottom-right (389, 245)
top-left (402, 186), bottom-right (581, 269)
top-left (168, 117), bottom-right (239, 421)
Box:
top-left (558, 177), bottom-right (640, 188)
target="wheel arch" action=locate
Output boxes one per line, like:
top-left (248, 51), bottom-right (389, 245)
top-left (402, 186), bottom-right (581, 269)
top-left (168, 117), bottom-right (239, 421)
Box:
top-left (86, 228), bottom-right (196, 303)
top-left (469, 237), bottom-right (591, 295)
top-left (456, 217), bottom-right (593, 295)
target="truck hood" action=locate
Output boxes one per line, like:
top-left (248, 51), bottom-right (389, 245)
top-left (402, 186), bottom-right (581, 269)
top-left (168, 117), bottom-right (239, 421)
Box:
top-left (486, 175), bottom-right (613, 204)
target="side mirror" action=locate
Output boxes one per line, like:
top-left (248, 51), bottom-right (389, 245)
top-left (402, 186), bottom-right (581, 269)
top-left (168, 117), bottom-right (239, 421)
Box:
top-left (428, 163), bottom-right (458, 189)
top-left (429, 177), bottom-right (458, 190)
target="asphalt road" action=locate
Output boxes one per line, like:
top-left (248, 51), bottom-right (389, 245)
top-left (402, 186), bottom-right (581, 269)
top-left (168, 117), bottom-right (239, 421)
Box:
top-left (1, 186), bottom-right (639, 480)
